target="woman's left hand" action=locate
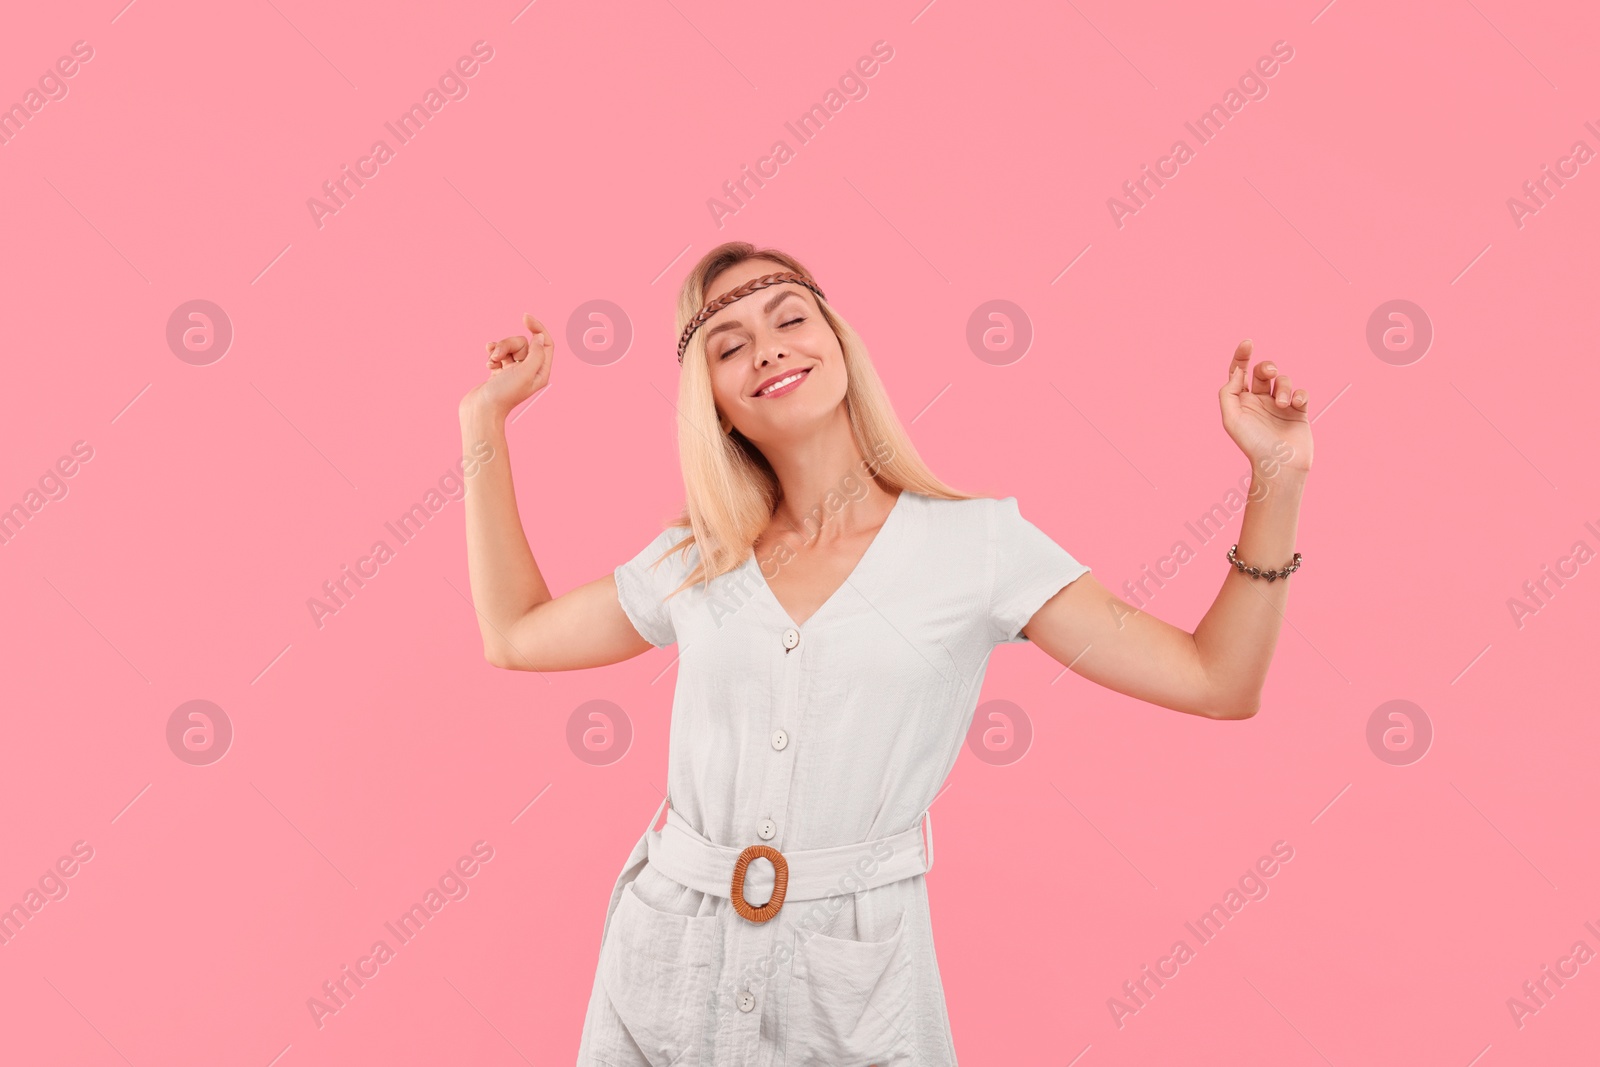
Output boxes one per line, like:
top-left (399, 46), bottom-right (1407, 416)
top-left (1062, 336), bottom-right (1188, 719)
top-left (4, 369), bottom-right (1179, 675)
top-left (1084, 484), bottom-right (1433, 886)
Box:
top-left (1218, 339), bottom-right (1312, 475)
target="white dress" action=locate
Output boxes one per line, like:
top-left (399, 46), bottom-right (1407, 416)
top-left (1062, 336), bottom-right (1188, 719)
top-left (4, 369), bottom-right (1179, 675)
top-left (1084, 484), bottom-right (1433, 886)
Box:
top-left (576, 489), bottom-right (1091, 1066)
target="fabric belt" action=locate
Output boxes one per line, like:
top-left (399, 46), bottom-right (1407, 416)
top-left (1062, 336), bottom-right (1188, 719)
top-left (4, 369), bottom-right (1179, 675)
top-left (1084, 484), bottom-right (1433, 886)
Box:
top-left (643, 796), bottom-right (935, 921)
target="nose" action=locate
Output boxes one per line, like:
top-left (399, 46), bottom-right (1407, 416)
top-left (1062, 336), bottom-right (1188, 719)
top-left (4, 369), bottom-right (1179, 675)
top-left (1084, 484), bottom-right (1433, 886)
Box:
top-left (752, 326), bottom-right (788, 367)
top-left (754, 342), bottom-right (787, 368)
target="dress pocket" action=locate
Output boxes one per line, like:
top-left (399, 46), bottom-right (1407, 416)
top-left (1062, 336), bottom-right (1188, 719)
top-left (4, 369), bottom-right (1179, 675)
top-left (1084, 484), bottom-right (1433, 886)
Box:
top-left (597, 880), bottom-right (716, 1067)
top-left (786, 906), bottom-right (915, 1066)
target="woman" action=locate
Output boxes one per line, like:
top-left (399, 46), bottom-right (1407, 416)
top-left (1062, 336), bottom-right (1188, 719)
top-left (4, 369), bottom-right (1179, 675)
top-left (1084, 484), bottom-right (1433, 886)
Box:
top-left (457, 241), bottom-right (1312, 1066)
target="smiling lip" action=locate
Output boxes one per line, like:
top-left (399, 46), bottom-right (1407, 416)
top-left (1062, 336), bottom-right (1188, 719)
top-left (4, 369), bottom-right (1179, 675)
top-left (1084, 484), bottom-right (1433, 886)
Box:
top-left (753, 367), bottom-right (811, 398)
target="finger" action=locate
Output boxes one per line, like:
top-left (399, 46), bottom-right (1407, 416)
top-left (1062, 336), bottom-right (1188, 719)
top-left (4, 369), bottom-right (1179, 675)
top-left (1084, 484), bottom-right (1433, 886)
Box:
top-left (1228, 339), bottom-right (1252, 381)
top-left (530, 329), bottom-right (553, 380)
top-left (1222, 341), bottom-right (1251, 399)
top-left (490, 336), bottom-right (529, 367)
top-left (1291, 388), bottom-right (1309, 410)
top-left (523, 313), bottom-right (551, 360)
top-left (1251, 359), bottom-right (1276, 395)
top-left (525, 313), bottom-right (555, 379)
top-left (1220, 362), bottom-right (1246, 403)
top-left (1273, 372), bottom-right (1293, 407)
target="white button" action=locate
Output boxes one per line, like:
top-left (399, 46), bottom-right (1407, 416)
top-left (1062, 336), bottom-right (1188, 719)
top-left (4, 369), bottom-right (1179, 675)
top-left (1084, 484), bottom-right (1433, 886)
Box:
top-left (781, 627), bottom-right (800, 650)
top-left (771, 728), bottom-right (789, 751)
top-left (757, 818), bottom-right (776, 840)
top-left (738, 989), bottom-right (755, 1012)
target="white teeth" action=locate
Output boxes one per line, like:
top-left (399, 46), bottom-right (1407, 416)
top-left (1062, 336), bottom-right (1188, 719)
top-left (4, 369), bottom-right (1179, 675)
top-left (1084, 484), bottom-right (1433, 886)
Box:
top-left (759, 370), bottom-right (806, 396)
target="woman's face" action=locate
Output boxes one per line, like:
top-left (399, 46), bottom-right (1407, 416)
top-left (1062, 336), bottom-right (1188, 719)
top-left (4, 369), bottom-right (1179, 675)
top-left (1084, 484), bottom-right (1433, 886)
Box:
top-left (701, 259), bottom-right (846, 447)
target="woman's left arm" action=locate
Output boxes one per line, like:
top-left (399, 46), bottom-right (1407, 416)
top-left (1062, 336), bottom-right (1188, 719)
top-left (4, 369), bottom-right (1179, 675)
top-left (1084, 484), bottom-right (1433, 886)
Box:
top-left (1021, 339), bottom-right (1312, 720)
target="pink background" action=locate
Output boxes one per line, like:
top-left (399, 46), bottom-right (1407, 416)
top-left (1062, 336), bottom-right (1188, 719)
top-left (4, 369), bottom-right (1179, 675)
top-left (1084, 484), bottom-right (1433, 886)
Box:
top-left (2, 0), bottom-right (1597, 1063)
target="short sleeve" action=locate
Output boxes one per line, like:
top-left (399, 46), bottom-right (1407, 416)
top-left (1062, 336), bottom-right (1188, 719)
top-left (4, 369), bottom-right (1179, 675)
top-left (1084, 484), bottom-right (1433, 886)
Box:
top-left (988, 496), bottom-right (1091, 645)
top-left (613, 527), bottom-right (689, 648)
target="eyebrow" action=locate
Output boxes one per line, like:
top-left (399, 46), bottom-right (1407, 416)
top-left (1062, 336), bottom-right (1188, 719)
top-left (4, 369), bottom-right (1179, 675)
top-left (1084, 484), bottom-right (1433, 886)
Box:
top-left (701, 287), bottom-right (806, 342)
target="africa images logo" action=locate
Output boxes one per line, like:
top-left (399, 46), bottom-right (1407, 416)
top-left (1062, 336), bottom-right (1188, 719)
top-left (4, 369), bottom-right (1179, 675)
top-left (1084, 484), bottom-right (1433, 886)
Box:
top-left (306, 41), bottom-right (495, 229)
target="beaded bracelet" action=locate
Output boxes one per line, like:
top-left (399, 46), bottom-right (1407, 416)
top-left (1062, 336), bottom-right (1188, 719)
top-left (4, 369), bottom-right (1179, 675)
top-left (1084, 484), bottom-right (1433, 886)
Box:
top-left (1227, 543), bottom-right (1303, 581)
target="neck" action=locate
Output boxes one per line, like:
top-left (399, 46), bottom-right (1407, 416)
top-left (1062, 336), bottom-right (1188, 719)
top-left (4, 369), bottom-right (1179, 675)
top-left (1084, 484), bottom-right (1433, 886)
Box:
top-left (760, 408), bottom-right (894, 543)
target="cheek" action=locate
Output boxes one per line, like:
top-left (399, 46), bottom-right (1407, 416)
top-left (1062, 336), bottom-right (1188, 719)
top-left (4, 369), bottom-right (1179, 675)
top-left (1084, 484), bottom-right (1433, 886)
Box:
top-left (709, 364), bottom-right (744, 406)
top-left (810, 335), bottom-right (845, 376)
top-left (816, 357), bottom-right (848, 395)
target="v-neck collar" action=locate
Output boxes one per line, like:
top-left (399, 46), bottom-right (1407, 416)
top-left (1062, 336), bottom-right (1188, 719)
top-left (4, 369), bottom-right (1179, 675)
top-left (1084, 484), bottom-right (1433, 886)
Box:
top-left (746, 489), bottom-right (913, 631)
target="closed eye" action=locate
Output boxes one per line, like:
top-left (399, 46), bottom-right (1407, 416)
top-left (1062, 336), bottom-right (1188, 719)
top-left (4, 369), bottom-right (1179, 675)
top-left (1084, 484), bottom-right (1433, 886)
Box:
top-left (718, 317), bottom-right (806, 359)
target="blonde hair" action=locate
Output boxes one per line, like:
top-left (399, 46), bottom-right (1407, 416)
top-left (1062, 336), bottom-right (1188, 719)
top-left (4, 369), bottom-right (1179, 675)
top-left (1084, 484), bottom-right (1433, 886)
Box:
top-left (649, 241), bottom-right (978, 599)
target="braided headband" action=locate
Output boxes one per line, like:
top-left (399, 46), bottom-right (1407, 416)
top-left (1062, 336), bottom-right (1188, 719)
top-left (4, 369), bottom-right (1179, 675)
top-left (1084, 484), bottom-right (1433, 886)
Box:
top-left (678, 270), bottom-right (827, 365)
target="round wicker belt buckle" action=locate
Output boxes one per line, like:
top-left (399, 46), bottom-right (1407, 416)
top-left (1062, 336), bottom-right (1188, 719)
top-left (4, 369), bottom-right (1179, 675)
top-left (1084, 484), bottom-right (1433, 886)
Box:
top-left (730, 844), bottom-right (788, 924)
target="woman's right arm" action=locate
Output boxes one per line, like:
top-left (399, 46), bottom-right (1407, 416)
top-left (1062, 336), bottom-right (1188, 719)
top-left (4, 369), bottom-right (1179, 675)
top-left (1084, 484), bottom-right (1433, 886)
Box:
top-left (458, 314), bottom-right (654, 672)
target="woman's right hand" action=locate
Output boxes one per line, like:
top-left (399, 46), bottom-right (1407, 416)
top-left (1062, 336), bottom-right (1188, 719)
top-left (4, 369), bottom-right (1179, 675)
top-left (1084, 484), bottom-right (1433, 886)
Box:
top-left (459, 312), bottom-right (553, 420)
